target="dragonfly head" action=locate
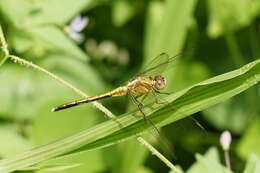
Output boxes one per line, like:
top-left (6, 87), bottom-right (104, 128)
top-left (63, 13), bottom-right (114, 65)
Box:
top-left (153, 75), bottom-right (166, 90)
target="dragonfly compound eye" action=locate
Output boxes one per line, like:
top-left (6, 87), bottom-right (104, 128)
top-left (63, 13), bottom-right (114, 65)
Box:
top-left (154, 75), bottom-right (166, 89)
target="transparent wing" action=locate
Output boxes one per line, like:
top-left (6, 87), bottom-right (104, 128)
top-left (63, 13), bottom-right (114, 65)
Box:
top-left (136, 52), bottom-right (184, 77)
top-left (136, 53), bottom-right (169, 77)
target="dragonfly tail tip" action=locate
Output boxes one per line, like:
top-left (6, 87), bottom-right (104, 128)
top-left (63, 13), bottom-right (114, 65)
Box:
top-left (51, 107), bottom-right (58, 112)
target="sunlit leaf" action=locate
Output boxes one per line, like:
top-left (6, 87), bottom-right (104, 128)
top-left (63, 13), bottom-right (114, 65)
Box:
top-left (207, 0), bottom-right (260, 38)
top-left (187, 147), bottom-right (232, 173)
top-left (0, 125), bottom-right (32, 157)
top-left (243, 154), bottom-right (260, 173)
top-left (112, 0), bottom-right (136, 27)
top-left (0, 0), bottom-right (97, 26)
top-left (237, 117), bottom-right (260, 159)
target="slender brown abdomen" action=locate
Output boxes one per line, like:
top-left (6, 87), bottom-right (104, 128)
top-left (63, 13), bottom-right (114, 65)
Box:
top-left (51, 86), bottom-right (128, 112)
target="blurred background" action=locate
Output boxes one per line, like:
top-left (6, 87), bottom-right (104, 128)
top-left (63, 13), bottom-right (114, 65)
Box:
top-left (0, 0), bottom-right (260, 172)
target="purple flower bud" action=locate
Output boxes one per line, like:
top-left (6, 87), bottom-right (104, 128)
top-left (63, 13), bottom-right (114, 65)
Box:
top-left (220, 130), bottom-right (232, 151)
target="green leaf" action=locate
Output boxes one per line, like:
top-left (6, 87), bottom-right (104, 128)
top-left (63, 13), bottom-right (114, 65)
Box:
top-left (187, 147), bottom-right (232, 173)
top-left (188, 148), bottom-right (232, 173)
top-left (0, 125), bottom-right (32, 157)
top-left (203, 94), bottom-right (252, 134)
top-left (207, 0), bottom-right (260, 38)
top-left (112, 0), bottom-right (136, 27)
top-left (0, 0), bottom-right (97, 26)
top-left (1, 0), bottom-right (93, 61)
top-left (243, 154), bottom-right (260, 173)
top-left (0, 65), bottom-right (41, 120)
top-left (32, 149), bottom-right (104, 173)
top-left (20, 163), bottom-right (84, 172)
top-left (237, 117), bottom-right (260, 159)
top-left (144, 0), bottom-right (197, 60)
top-left (109, 137), bottom-right (149, 173)
top-left (25, 0), bottom-right (96, 25)
top-left (138, 167), bottom-right (154, 173)
top-left (17, 26), bottom-right (88, 61)
top-left (0, 59), bottom-right (259, 172)
top-left (0, 0), bottom-right (32, 27)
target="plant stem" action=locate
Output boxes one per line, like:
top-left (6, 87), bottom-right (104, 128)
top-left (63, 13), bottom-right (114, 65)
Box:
top-left (137, 137), bottom-right (181, 173)
top-left (0, 25), bottom-right (9, 66)
top-left (224, 150), bottom-right (231, 170)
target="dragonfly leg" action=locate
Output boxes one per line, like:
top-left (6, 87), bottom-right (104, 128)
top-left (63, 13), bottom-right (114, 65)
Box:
top-left (154, 89), bottom-right (172, 95)
top-left (130, 95), bottom-right (175, 156)
top-left (131, 95), bottom-right (142, 107)
top-left (137, 103), bottom-right (147, 120)
top-left (131, 94), bottom-right (154, 123)
top-left (133, 94), bottom-right (148, 107)
top-left (130, 95), bottom-right (147, 120)
top-left (134, 96), bottom-right (143, 107)
top-left (139, 94), bottom-right (149, 105)
top-left (152, 92), bottom-right (169, 105)
top-left (130, 95), bottom-right (162, 135)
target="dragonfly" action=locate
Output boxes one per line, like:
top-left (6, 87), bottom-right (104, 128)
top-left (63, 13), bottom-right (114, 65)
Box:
top-left (51, 52), bottom-right (182, 114)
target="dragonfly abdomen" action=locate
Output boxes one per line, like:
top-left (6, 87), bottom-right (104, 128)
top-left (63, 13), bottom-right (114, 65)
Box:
top-left (51, 93), bottom-right (112, 112)
top-left (51, 87), bottom-right (127, 112)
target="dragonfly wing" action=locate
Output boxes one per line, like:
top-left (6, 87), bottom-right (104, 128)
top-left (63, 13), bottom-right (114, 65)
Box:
top-left (136, 51), bottom-right (188, 77)
top-left (115, 54), bottom-right (168, 86)
top-left (136, 53), bottom-right (170, 77)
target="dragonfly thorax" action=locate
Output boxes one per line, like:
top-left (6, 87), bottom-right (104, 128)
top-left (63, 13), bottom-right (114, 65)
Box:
top-left (153, 75), bottom-right (166, 90)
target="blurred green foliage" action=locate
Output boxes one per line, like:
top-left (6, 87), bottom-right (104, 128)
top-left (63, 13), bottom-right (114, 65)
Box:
top-left (0, 0), bottom-right (260, 172)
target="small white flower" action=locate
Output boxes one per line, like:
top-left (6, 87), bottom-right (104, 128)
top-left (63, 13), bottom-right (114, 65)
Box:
top-left (69, 16), bottom-right (89, 32)
top-left (68, 31), bottom-right (85, 43)
top-left (66, 15), bottom-right (89, 43)
top-left (220, 130), bottom-right (232, 151)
